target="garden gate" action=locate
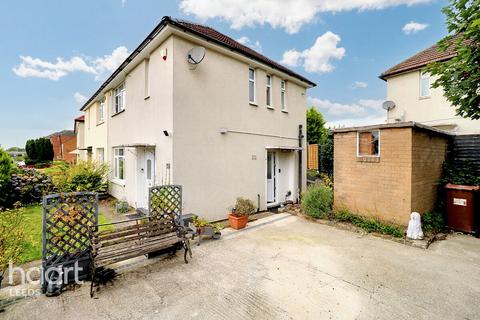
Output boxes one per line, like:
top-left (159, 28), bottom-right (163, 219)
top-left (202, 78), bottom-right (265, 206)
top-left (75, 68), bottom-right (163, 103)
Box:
top-left (42, 192), bottom-right (98, 292)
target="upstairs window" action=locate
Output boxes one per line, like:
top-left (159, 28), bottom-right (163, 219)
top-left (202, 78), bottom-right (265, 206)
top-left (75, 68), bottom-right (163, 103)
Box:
top-left (114, 83), bottom-right (125, 114)
top-left (98, 99), bottom-right (105, 123)
top-left (114, 148), bottom-right (125, 180)
top-left (266, 75), bottom-right (272, 107)
top-left (357, 130), bottom-right (380, 157)
top-left (281, 80), bottom-right (287, 111)
top-left (249, 68), bottom-right (256, 103)
top-left (420, 71), bottom-right (430, 98)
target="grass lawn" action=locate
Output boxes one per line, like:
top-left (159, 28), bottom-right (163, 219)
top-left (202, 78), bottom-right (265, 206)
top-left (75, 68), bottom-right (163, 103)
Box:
top-left (19, 205), bottom-right (112, 264)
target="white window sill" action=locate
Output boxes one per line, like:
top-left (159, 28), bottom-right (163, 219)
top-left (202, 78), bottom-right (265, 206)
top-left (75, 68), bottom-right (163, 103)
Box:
top-left (96, 121), bottom-right (105, 126)
top-left (144, 95), bottom-right (150, 100)
top-left (419, 96), bottom-right (431, 100)
top-left (266, 106), bottom-right (274, 110)
top-left (112, 109), bottom-right (125, 117)
top-left (249, 102), bottom-right (258, 107)
top-left (111, 179), bottom-right (126, 186)
top-left (281, 109), bottom-right (288, 113)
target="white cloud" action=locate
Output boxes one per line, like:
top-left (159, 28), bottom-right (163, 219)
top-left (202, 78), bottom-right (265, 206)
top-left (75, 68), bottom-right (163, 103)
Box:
top-left (236, 36), bottom-right (263, 53)
top-left (402, 21), bottom-right (428, 34)
top-left (179, 0), bottom-right (433, 34)
top-left (73, 92), bottom-right (87, 104)
top-left (352, 81), bottom-right (368, 88)
top-left (121, 0), bottom-right (127, 7)
top-left (281, 32), bottom-right (345, 73)
top-left (308, 96), bottom-right (384, 116)
top-left (92, 46), bottom-right (130, 80)
top-left (12, 46), bottom-right (130, 81)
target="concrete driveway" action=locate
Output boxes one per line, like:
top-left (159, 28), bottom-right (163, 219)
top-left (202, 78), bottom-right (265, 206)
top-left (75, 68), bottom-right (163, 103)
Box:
top-left (3, 213), bottom-right (480, 320)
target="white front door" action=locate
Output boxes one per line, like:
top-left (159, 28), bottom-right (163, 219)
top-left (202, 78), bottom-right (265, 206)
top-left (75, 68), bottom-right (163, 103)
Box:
top-left (267, 151), bottom-right (277, 203)
top-left (144, 150), bottom-right (155, 207)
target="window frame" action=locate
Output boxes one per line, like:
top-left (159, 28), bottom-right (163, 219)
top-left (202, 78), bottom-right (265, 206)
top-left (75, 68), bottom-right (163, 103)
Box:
top-left (248, 68), bottom-right (256, 105)
top-left (266, 75), bottom-right (272, 108)
top-left (114, 82), bottom-right (125, 114)
top-left (97, 99), bottom-right (105, 124)
top-left (280, 80), bottom-right (287, 111)
top-left (356, 130), bottom-right (381, 158)
top-left (419, 71), bottom-right (430, 98)
top-left (144, 58), bottom-right (150, 99)
top-left (113, 147), bottom-right (125, 182)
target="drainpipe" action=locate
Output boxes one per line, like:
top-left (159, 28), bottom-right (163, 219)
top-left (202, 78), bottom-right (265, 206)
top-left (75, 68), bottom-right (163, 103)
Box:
top-left (298, 124), bottom-right (304, 203)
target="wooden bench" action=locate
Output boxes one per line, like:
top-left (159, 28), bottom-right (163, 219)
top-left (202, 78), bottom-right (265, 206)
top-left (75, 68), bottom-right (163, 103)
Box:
top-left (89, 215), bottom-right (192, 297)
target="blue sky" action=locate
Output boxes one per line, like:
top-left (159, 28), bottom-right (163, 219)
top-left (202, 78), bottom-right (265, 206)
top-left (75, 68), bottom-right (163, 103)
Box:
top-left (0, 0), bottom-right (449, 148)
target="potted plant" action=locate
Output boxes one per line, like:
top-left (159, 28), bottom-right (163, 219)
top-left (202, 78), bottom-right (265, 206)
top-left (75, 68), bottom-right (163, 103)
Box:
top-left (228, 197), bottom-right (255, 230)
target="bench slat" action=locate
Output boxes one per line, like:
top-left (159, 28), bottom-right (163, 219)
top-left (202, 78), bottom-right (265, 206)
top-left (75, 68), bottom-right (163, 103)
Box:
top-left (94, 223), bottom-right (174, 243)
top-left (93, 228), bottom-right (178, 250)
top-left (95, 232), bottom-right (178, 256)
top-left (97, 218), bottom-right (174, 235)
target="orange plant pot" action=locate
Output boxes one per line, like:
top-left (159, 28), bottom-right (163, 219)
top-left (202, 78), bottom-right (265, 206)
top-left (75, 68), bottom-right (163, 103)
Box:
top-left (228, 214), bottom-right (248, 230)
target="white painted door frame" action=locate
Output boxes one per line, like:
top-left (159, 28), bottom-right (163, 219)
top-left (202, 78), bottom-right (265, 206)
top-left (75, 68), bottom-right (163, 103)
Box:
top-left (266, 150), bottom-right (277, 206)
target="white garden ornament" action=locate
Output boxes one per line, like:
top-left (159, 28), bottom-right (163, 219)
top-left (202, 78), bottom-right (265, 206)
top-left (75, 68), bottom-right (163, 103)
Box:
top-left (407, 212), bottom-right (424, 240)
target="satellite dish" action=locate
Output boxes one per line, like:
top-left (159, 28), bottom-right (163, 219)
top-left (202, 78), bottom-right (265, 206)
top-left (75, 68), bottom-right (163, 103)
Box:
top-left (187, 47), bottom-right (206, 65)
top-left (382, 100), bottom-right (396, 111)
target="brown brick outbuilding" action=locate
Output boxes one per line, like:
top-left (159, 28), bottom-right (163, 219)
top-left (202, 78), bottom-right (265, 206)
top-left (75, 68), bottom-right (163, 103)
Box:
top-left (333, 122), bottom-right (450, 226)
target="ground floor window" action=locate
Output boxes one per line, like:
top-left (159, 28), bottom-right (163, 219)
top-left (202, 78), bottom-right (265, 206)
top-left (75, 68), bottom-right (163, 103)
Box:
top-left (357, 130), bottom-right (380, 156)
top-left (114, 148), bottom-right (125, 180)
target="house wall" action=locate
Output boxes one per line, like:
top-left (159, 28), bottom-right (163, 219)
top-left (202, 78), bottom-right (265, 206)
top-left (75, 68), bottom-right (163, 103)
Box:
top-left (334, 128), bottom-right (413, 225)
top-left (171, 35), bottom-right (307, 221)
top-left (386, 71), bottom-right (480, 134)
top-left (75, 122), bottom-right (85, 161)
top-left (411, 130), bottom-right (449, 214)
top-left (106, 36), bottom-right (175, 207)
top-left (50, 134), bottom-right (77, 163)
top-left (83, 97), bottom-right (108, 164)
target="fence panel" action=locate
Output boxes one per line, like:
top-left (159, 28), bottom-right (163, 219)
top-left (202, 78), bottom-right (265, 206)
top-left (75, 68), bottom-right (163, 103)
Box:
top-left (307, 144), bottom-right (319, 170)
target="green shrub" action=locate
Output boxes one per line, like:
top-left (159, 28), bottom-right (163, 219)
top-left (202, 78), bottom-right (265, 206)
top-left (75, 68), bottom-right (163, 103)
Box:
top-left (48, 161), bottom-right (109, 194)
top-left (0, 206), bottom-right (26, 284)
top-left (301, 184), bottom-right (333, 218)
top-left (233, 197), bottom-right (256, 217)
top-left (422, 211), bottom-right (445, 233)
top-left (0, 148), bottom-right (13, 185)
top-left (25, 137), bottom-right (53, 164)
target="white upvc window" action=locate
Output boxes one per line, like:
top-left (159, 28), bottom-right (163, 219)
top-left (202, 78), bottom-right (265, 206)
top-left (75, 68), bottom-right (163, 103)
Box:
top-left (281, 80), bottom-right (287, 111)
top-left (113, 148), bottom-right (125, 181)
top-left (249, 68), bottom-right (256, 104)
top-left (420, 71), bottom-right (430, 98)
top-left (144, 58), bottom-right (150, 99)
top-left (98, 99), bottom-right (105, 123)
top-left (114, 82), bottom-right (125, 114)
top-left (266, 75), bottom-right (272, 107)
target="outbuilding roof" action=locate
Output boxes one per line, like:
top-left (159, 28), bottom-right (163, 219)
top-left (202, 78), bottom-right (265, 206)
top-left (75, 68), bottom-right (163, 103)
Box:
top-left (333, 121), bottom-right (452, 136)
top-left (80, 16), bottom-right (315, 111)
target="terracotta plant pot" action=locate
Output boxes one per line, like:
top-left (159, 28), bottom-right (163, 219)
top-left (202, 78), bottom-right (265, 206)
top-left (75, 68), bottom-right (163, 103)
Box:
top-left (228, 214), bottom-right (248, 230)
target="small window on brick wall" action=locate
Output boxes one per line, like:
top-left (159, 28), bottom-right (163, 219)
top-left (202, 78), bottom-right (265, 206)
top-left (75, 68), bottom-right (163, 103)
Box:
top-left (357, 130), bottom-right (380, 157)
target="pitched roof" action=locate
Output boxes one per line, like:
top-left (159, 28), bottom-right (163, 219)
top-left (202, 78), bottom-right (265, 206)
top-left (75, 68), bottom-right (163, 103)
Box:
top-left (81, 16), bottom-right (315, 111)
top-left (380, 36), bottom-right (459, 80)
top-left (49, 130), bottom-right (75, 137)
top-left (75, 115), bottom-right (85, 122)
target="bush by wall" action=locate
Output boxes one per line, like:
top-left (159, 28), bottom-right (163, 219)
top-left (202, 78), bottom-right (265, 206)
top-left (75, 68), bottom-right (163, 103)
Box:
top-left (301, 183), bottom-right (333, 218)
top-left (334, 208), bottom-right (404, 238)
top-left (48, 161), bottom-right (109, 195)
top-left (0, 169), bottom-right (55, 209)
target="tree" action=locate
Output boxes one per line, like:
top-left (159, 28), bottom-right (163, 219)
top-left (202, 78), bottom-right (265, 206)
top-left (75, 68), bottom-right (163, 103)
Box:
top-left (0, 148), bottom-right (13, 185)
top-left (306, 107), bottom-right (329, 145)
top-left (426, 0), bottom-right (480, 120)
top-left (25, 138), bottom-right (54, 163)
top-left (25, 139), bottom-right (37, 162)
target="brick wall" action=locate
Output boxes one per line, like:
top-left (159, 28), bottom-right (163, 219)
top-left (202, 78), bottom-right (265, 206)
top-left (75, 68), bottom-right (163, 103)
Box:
top-left (334, 128), bottom-right (413, 225)
top-left (50, 135), bottom-right (77, 163)
top-left (411, 130), bottom-right (449, 214)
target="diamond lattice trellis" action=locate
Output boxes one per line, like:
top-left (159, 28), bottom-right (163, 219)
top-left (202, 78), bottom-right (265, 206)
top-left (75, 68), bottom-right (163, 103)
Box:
top-left (42, 192), bottom-right (98, 291)
top-left (148, 185), bottom-right (182, 224)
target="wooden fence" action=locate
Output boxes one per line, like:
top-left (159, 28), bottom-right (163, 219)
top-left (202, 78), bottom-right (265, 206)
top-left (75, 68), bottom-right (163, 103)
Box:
top-left (307, 144), bottom-right (319, 170)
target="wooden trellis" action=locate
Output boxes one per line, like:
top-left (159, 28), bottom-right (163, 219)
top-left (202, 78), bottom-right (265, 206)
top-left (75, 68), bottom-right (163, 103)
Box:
top-left (42, 192), bottom-right (98, 292)
top-left (148, 185), bottom-right (182, 223)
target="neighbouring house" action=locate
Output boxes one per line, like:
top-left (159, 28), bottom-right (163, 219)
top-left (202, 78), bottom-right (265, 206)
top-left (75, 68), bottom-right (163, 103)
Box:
top-left (49, 130), bottom-right (77, 163)
top-left (334, 38), bottom-right (480, 226)
top-left (334, 122), bottom-right (450, 226)
top-left (6, 147), bottom-right (26, 159)
top-left (380, 38), bottom-right (480, 134)
top-left (73, 115), bottom-right (85, 162)
top-left (77, 16), bottom-right (315, 220)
